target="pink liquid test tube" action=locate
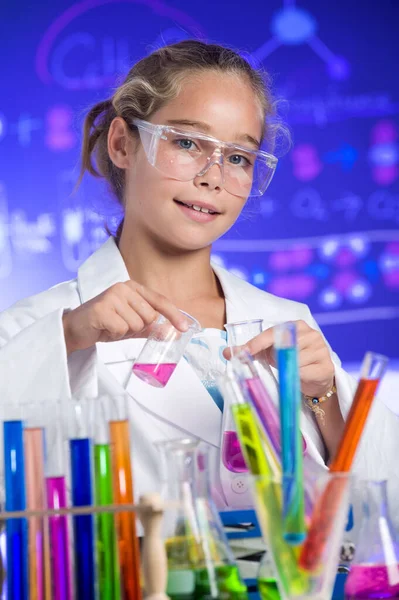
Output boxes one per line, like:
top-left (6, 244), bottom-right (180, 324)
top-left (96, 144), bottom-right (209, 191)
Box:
top-left (45, 476), bottom-right (72, 600)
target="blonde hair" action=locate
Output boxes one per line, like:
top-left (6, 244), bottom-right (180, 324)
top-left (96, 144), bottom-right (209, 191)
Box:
top-left (79, 40), bottom-right (282, 235)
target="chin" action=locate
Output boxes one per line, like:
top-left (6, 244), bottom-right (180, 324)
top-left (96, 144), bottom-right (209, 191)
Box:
top-left (162, 230), bottom-right (219, 253)
top-left (171, 237), bottom-right (214, 253)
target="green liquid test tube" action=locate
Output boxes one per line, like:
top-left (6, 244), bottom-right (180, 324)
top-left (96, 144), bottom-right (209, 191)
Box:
top-left (94, 443), bottom-right (121, 600)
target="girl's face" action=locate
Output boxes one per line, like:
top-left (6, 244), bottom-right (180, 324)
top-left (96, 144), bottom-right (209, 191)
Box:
top-left (121, 71), bottom-right (264, 252)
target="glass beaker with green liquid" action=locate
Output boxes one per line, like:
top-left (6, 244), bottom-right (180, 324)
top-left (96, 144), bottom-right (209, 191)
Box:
top-left (258, 551), bottom-right (281, 600)
top-left (156, 437), bottom-right (249, 600)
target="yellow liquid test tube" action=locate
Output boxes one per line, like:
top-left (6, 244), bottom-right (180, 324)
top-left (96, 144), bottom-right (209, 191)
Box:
top-left (232, 403), bottom-right (308, 597)
top-left (110, 419), bottom-right (142, 600)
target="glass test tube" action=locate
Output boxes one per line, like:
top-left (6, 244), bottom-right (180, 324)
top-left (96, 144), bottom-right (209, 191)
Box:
top-left (67, 399), bottom-right (96, 600)
top-left (94, 396), bottom-right (121, 600)
top-left (45, 402), bottom-right (72, 600)
top-left (274, 322), bottom-right (306, 545)
top-left (108, 395), bottom-right (142, 600)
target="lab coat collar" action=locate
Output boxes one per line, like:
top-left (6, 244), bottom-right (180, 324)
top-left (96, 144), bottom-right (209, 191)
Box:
top-left (77, 236), bottom-right (272, 328)
top-left (77, 237), bottom-right (130, 304)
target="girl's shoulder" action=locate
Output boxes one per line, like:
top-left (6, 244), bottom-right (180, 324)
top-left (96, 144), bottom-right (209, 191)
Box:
top-left (0, 278), bottom-right (80, 338)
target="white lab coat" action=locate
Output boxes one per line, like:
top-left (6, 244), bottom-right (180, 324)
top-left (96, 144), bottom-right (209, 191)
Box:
top-left (1, 237), bottom-right (398, 538)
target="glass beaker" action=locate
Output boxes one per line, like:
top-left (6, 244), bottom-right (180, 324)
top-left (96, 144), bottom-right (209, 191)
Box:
top-left (253, 472), bottom-right (351, 600)
top-left (221, 320), bottom-right (263, 477)
top-left (156, 437), bottom-right (249, 599)
top-left (257, 551), bottom-right (280, 600)
top-left (344, 479), bottom-right (399, 599)
top-left (132, 311), bottom-right (201, 388)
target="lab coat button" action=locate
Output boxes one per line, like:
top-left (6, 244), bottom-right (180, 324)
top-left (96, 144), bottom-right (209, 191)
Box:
top-left (231, 476), bottom-right (249, 494)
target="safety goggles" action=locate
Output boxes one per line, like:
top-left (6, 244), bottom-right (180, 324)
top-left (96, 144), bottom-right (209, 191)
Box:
top-left (132, 118), bottom-right (278, 197)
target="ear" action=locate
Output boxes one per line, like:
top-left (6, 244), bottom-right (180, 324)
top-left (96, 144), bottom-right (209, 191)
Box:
top-left (107, 117), bottom-right (135, 170)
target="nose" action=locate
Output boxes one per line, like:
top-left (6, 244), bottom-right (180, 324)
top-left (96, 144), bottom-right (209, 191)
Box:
top-left (194, 152), bottom-right (224, 192)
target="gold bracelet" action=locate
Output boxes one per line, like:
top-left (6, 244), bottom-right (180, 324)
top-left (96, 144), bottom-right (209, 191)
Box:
top-left (304, 382), bottom-right (337, 424)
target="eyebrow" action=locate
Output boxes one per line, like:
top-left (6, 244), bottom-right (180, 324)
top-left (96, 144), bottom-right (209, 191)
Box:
top-left (165, 119), bottom-right (261, 150)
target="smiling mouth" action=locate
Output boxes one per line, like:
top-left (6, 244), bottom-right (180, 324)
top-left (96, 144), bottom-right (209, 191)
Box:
top-left (174, 200), bottom-right (220, 215)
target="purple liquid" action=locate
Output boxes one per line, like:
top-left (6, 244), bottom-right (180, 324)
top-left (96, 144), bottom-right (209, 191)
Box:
top-left (245, 376), bottom-right (307, 455)
top-left (132, 362), bottom-right (177, 387)
top-left (221, 431), bottom-right (248, 473)
top-left (345, 564), bottom-right (399, 598)
top-left (46, 476), bottom-right (72, 600)
top-left (245, 377), bottom-right (281, 455)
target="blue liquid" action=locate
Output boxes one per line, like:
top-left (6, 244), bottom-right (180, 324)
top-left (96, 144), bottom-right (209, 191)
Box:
top-left (70, 438), bottom-right (96, 600)
top-left (277, 348), bottom-right (306, 544)
top-left (4, 420), bottom-right (28, 600)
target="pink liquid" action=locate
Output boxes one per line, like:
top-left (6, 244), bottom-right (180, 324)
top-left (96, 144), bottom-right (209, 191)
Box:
top-left (345, 564), bottom-right (399, 598)
top-left (46, 476), bottom-right (72, 600)
top-left (221, 431), bottom-right (248, 473)
top-left (132, 362), bottom-right (177, 387)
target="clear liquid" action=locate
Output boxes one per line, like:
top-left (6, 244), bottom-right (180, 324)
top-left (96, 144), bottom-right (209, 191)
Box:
top-left (132, 362), bottom-right (177, 387)
top-left (221, 431), bottom-right (248, 473)
top-left (345, 564), bottom-right (399, 598)
top-left (258, 577), bottom-right (281, 600)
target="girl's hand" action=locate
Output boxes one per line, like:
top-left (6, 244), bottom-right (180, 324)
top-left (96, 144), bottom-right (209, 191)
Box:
top-left (62, 281), bottom-right (189, 355)
top-left (223, 320), bottom-right (335, 398)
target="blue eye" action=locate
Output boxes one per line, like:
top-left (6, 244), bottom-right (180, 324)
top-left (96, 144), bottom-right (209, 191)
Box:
top-left (229, 154), bottom-right (251, 166)
top-left (177, 138), bottom-right (195, 150)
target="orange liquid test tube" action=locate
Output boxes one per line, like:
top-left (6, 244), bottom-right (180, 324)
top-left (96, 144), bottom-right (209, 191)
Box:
top-left (299, 352), bottom-right (388, 573)
top-left (330, 378), bottom-right (379, 472)
top-left (110, 419), bottom-right (142, 600)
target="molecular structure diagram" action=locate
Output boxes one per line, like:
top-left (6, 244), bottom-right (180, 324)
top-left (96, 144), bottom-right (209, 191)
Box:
top-left (249, 0), bottom-right (350, 80)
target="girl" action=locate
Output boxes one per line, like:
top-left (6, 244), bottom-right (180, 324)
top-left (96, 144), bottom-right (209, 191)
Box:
top-left (0, 41), bottom-right (397, 519)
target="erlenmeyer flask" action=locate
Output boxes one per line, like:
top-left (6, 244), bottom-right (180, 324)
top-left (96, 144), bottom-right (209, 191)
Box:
top-left (221, 392), bottom-right (248, 475)
top-left (224, 320), bottom-right (264, 356)
top-left (157, 437), bottom-right (249, 599)
top-left (222, 320), bottom-right (263, 506)
top-left (345, 480), bottom-right (399, 599)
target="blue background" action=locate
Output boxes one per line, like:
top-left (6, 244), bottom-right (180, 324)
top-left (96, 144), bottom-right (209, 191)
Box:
top-left (0, 0), bottom-right (398, 367)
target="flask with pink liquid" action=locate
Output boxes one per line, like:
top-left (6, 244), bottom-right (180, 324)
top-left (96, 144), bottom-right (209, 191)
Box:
top-left (132, 310), bottom-right (201, 388)
top-left (345, 480), bottom-right (399, 599)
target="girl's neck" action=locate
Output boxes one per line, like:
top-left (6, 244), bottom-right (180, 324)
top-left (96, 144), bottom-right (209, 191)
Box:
top-left (118, 226), bottom-right (221, 306)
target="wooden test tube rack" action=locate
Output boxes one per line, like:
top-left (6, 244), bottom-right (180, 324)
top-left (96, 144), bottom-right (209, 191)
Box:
top-left (0, 493), bottom-right (171, 600)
